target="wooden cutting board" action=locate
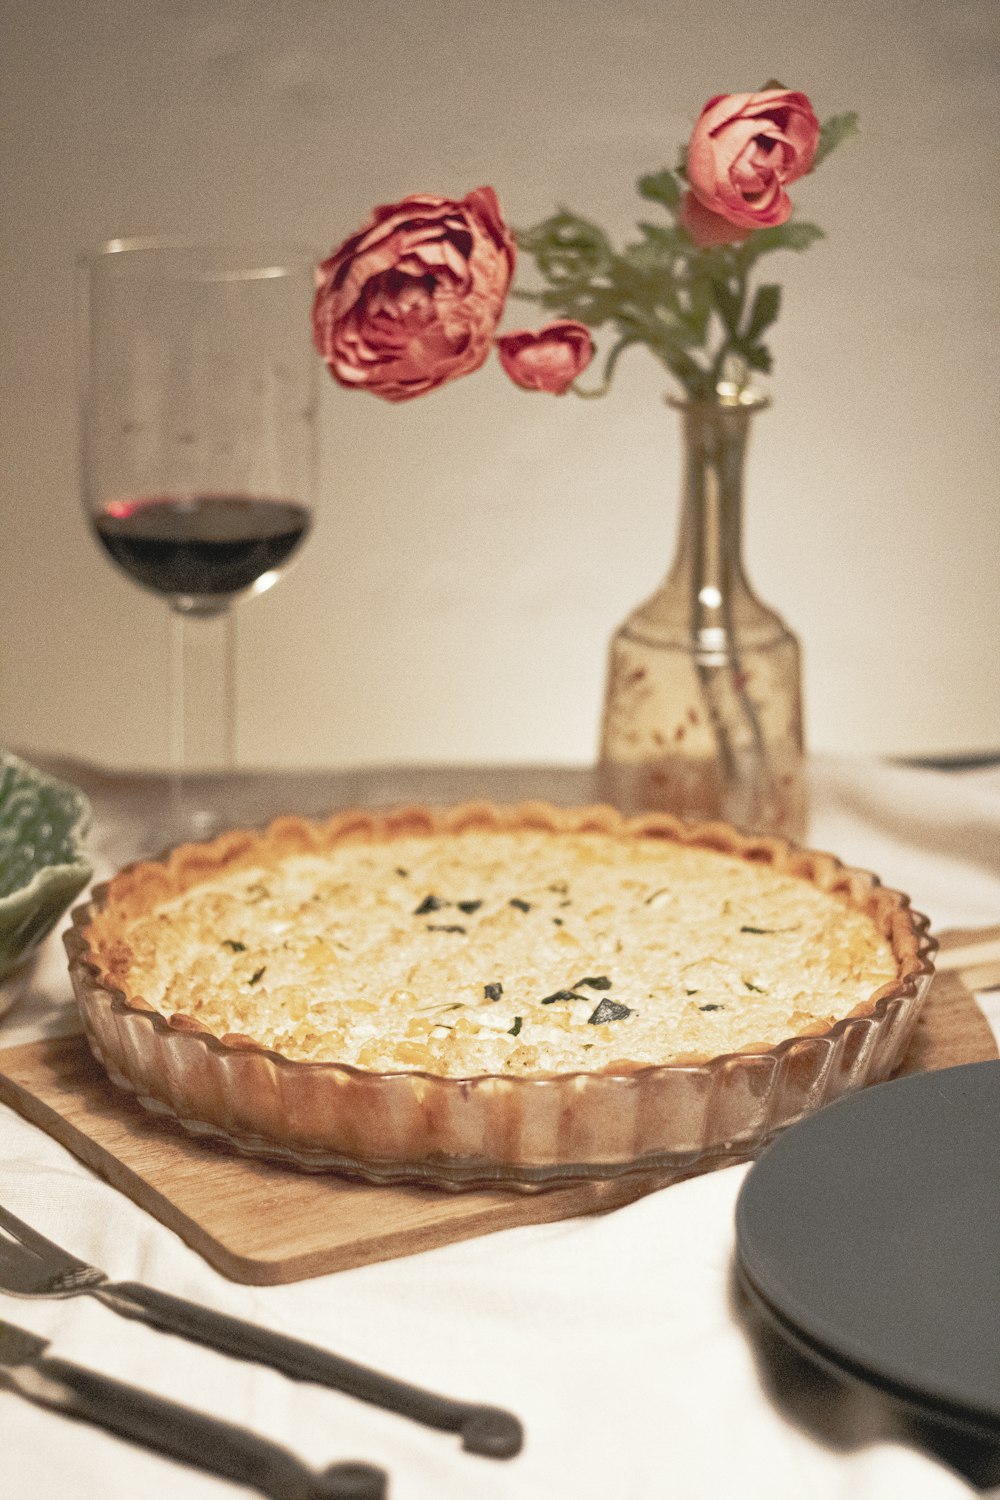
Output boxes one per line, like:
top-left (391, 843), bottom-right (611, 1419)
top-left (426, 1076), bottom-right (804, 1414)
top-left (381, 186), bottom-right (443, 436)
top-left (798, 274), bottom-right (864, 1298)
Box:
top-left (0, 964), bottom-right (995, 1286)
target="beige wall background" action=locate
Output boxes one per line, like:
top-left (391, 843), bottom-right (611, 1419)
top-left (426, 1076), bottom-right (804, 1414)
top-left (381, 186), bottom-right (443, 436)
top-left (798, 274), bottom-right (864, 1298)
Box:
top-left (2, 0), bottom-right (998, 771)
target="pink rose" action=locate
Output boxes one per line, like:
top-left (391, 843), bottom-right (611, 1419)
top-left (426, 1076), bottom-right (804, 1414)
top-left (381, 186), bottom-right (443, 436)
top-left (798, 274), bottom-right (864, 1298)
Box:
top-left (686, 89), bottom-right (820, 231)
top-left (312, 187), bottom-right (516, 402)
top-left (679, 191), bottom-right (753, 248)
top-left (495, 320), bottom-right (594, 394)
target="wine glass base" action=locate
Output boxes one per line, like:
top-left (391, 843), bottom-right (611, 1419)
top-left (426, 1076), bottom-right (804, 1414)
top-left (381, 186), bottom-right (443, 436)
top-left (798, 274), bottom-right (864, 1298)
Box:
top-left (88, 774), bottom-right (245, 871)
top-left (159, 774), bottom-right (244, 855)
top-left (184, 807), bottom-right (229, 840)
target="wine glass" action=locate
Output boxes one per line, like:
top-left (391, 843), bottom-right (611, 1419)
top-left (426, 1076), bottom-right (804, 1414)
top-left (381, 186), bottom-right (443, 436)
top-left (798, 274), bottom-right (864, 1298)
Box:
top-left (78, 238), bottom-right (318, 849)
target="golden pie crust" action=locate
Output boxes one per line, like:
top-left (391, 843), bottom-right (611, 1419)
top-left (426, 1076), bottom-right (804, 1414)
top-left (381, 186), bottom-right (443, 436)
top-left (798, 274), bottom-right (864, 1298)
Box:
top-left (65, 802), bottom-right (936, 1189)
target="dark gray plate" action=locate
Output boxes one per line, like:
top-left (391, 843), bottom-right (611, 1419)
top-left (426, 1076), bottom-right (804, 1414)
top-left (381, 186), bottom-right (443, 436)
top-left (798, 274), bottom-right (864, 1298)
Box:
top-left (735, 1061), bottom-right (1000, 1439)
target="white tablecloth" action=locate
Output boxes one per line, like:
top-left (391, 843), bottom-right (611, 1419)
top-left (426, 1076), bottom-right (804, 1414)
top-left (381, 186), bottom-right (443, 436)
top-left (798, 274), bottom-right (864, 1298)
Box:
top-left (2, 756), bottom-right (999, 1500)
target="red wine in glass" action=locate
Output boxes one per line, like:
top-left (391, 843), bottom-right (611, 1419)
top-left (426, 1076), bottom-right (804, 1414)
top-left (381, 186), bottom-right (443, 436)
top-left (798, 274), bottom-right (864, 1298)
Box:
top-left (92, 494), bottom-right (311, 605)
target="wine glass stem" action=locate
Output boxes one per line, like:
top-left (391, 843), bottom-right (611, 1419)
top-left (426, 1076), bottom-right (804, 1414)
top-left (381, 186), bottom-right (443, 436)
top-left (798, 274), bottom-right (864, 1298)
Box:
top-left (168, 608), bottom-right (236, 838)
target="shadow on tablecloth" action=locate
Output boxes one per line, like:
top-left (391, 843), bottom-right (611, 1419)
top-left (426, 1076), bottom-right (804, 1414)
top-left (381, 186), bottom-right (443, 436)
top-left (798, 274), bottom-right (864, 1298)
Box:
top-left (730, 1267), bottom-right (1000, 1492)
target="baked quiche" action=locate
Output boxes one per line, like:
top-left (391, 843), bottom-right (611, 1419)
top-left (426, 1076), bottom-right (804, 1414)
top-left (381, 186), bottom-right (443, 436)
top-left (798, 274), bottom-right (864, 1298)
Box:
top-left (65, 802), bottom-right (935, 1187)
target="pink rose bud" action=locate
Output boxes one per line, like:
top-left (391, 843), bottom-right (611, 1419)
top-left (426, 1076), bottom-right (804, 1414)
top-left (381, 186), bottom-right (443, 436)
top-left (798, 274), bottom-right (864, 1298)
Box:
top-left (679, 190), bottom-right (753, 248)
top-left (495, 320), bottom-right (594, 394)
top-left (312, 187), bottom-right (516, 402)
top-left (686, 89), bottom-right (820, 231)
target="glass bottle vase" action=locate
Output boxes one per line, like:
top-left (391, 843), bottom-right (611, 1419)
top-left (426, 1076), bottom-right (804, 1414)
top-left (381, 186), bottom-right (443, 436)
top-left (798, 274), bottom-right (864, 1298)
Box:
top-left (597, 394), bottom-right (808, 839)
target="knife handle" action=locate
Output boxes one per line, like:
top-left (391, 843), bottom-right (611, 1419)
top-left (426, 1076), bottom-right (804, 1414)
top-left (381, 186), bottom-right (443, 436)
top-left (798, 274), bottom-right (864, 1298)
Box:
top-left (97, 1281), bottom-right (522, 1459)
top-left (9, 1353), bottom-right (386, 1500)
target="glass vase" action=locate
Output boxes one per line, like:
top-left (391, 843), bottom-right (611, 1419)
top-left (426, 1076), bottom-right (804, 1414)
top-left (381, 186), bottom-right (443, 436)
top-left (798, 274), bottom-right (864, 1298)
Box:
top-left (597, 392), bottom-right (808, 839)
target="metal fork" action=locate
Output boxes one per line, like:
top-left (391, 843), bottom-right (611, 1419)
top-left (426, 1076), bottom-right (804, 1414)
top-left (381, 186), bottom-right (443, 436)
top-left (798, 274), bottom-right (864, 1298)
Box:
top-left (0, 1203), bottom-right (522, 1459)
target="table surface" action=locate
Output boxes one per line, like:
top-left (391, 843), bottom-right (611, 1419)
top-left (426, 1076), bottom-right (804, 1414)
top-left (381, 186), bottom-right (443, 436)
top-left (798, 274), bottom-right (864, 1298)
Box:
top-left (2, 753), bottom-right (1000, 1500)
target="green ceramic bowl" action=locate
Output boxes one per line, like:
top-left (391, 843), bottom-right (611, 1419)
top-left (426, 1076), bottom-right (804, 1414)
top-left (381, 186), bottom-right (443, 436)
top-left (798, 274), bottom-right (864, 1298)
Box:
top-left (0, 752), bottom-right (93, 979)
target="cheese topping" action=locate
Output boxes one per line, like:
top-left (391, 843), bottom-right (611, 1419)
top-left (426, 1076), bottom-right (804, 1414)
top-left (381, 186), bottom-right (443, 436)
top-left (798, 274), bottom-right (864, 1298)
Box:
top-left (106, 829), bottom-right (897, 1076)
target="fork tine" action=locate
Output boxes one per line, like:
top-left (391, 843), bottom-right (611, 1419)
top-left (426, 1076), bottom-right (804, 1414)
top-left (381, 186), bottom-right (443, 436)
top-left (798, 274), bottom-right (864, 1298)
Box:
top-left (0, 1203), bottom-right (68, 1261)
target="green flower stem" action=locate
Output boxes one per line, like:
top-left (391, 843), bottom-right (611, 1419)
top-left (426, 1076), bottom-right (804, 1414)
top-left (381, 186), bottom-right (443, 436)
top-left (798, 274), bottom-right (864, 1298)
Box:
top-left (709, 252), bottom-right (750, 393)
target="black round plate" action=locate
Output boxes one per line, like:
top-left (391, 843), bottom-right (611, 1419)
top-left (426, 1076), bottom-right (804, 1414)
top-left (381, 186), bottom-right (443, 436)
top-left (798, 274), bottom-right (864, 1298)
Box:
top-left (735, 1061), bottom-right (1000, 1438)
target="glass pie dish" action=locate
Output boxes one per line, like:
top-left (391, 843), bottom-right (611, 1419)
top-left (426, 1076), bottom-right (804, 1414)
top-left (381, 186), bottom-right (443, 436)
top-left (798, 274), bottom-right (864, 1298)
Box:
top-left (63, 802), bottom-right (936, 1191)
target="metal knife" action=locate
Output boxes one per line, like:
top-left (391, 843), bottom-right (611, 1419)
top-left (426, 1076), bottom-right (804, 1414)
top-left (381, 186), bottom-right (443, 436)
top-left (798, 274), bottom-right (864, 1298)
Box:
top-left (0, 1318), bottom-right (386, 1499)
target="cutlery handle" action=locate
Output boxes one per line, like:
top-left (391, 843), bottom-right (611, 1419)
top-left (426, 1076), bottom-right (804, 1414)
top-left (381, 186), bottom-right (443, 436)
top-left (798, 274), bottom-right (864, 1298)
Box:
top-left (99, 1281), bottom-right (522, 1459)
top-left (9, 1353), bottom-right (386, 1499)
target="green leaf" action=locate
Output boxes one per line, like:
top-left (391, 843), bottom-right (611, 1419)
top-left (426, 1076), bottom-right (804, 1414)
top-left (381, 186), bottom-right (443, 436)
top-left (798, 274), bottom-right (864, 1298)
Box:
top-left (661, 346), bottom-right (713, 396)
top-left (621, 236), bottom-right (675, 275)
top-left (627, 223), bottom-right (693, 276)
top-left (637, 222), bottom-right (688, 252)
top-left (535, 284), bottom-right (620, 327)
top-left (760, 77), bottom-right (787, 90)
top-left (740, 220), bottom-right (825, 264)
top-left (609, 257), bottom-right (676, 315)
top-left (744, 284), bottom-right (781, 341)
top-left (812, 112), bottom-right (860, 170)
top-left (738, 342), bottom-right (773, 374)
top-left (515, 211), bottom-right (614, 282)
top-left (675, 276), bottom-right (712, 343)
top-left (710, 278), bottom-right (743, 335)
top-left (637, 169), bottom-right (682, 210)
